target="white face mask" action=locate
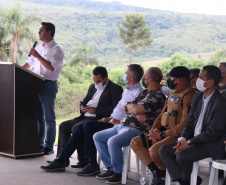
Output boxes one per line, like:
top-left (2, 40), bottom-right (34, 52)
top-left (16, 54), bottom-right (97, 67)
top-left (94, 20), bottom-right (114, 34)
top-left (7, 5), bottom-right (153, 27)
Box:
top-left (95, 82), bottom-right (104, 90)
top-left (196, 78), bottom-right (208, 92)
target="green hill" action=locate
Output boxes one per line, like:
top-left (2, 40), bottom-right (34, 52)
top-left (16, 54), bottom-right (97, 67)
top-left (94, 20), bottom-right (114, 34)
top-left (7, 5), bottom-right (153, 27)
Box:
top-left (1, 0), bottom-right (226, 68)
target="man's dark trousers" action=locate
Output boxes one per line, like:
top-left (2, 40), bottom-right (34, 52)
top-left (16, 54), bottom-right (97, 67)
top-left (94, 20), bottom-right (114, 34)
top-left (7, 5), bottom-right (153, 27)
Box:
top-left (59, 120), bottom-right (113, 160)
top-left (57, 117), bottom-right (99, 162)
top-left (159, 141), bottom-right (211, 182)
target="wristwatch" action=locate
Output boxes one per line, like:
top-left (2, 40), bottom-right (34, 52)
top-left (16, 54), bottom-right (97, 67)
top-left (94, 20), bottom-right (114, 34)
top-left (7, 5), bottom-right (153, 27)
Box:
top-left (160, 132), bottom-right (165, 140)
top-left (188, 140), bottom-right (192, 146)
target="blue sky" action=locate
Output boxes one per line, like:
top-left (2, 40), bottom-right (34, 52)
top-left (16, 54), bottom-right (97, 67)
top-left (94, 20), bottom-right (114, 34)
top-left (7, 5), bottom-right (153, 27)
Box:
top-left (96, 0), bottom-right (226, 15)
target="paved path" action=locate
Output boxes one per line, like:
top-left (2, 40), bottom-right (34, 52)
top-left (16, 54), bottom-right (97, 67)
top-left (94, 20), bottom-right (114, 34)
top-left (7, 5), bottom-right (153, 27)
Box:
top-left (0, 146), bottom-right (224, 185)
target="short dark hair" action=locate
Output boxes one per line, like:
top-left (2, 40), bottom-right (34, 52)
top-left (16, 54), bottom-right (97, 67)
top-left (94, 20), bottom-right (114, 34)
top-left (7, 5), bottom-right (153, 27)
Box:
top-left (41, 22), bottom-right (55, 37)
top-left (203, 65), bottom-right (221, 86)
top-left (127, 64), bottom-right (144, 82)
top-left (189, 68), bottom-right (200, 77)
top-left (148, 68), bottom-right (163, 83)
top-left (93, 66), bottom-right (108, 79)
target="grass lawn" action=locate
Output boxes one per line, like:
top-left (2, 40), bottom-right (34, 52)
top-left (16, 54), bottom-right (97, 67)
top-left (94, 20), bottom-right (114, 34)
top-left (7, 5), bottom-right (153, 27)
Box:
top-left (54, 112), bottom-right (79, 145)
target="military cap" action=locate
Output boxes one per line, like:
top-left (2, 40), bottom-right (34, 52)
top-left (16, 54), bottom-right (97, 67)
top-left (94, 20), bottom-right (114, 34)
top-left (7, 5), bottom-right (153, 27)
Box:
top-left (170, 66), bottom-right (190, 78)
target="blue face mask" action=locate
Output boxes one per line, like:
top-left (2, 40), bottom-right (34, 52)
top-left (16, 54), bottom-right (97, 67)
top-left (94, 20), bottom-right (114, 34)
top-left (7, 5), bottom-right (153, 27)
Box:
top-left (123, 73), bottom-right (128, 84)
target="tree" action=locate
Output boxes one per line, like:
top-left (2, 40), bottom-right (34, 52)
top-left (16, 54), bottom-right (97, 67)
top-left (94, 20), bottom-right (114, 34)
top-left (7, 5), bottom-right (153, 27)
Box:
top-left (208, 49), bottom-right (226, 66)
top-left (0, 10), bottom-right (10, 61)
top-left (119, 13), bottom-right (153, 64)
top-left (67, 45), bottom-right (99, 66)
top-left (1, 3), bottom-right (42, 63)
top-left (157, 53), bottom-right (205, 77)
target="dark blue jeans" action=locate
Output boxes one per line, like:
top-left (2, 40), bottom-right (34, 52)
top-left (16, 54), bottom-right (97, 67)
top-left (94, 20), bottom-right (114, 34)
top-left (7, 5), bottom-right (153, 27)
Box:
top-left (60, 120), bottom-right (113, 160)
top-left (38, 80), bottom-right (58, 149)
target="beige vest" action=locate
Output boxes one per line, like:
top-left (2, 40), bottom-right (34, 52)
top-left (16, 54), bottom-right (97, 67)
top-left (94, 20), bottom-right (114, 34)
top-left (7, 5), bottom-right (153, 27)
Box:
top-left (161, 87), bottom-right (196, 128)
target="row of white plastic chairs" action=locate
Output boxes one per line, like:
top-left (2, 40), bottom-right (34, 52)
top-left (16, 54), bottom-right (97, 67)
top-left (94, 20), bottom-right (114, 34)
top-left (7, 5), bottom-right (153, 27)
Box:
top-left (98, 146), bottom-right (226, 185)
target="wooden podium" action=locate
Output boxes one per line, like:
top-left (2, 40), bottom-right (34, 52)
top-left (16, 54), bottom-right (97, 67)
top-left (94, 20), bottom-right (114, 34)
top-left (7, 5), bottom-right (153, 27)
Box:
top-left (0, 62), bottom-right (45, 159)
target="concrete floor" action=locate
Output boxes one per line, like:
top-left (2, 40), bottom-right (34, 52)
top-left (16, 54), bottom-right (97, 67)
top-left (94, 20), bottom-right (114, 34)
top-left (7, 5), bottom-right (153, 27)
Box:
top-left (0, 147), bottom-right (224, 185)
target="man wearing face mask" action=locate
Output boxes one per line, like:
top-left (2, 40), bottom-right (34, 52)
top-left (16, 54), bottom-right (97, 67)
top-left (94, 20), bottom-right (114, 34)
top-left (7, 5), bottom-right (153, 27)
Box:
top-left (160, 75), bottom-right (170, 97)
top-left (189, 68), bottom-right (200, 88)
top-left (41, 64), bottom-right (143, 173)
top-left (218, 62), bottom-right (226, 98)
top-left (51, 66), bottom-right (123, 168)
top-left (159, 65), bottom-right (226, 185)
top-left (131, 66), bottom-right (196, 185)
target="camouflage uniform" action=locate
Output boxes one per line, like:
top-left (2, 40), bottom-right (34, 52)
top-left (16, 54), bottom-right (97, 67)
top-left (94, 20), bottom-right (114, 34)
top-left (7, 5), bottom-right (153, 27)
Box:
top-left (93, 88), bottom-right (166, 174)
top-left (122, 89), bottom-right (166, 132)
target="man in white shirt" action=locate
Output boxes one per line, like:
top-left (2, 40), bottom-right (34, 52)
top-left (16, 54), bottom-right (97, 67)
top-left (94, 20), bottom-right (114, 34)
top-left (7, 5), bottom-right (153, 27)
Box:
top-left (54, 66), bottom-right (123, 168)
top-left (22, 22), bottom-right (64, 155)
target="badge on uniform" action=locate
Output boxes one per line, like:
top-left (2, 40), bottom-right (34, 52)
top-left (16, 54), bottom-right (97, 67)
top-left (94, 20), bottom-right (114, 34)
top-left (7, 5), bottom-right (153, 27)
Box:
top-left (168, 96), bottom-right (180, 104)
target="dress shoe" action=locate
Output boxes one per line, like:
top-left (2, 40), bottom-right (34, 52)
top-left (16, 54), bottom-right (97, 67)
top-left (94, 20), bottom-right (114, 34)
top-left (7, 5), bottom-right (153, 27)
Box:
top-left (41, 147), bottom-right (54, 155)
top-left (41, 159), bottom-right (65, 172)
top-left (197, 176), bottom-right (202, 185)
top-left (77, 164), bottom-right (101, 176)
top-left (71, 162), bottom-right (88, 168)
top-left (46, 158), bottom-right (70, 167)
top-left (96, 169), bottom-right (115, 179)
top-left (106, 173), bottom-right (122, 184)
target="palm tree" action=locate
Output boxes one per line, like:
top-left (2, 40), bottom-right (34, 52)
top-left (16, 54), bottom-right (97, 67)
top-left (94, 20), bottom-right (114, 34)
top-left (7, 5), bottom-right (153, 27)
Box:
top-left (0, 10), bottom-right (10, 61)
top-left (1, 3), bottom-right (42, 63)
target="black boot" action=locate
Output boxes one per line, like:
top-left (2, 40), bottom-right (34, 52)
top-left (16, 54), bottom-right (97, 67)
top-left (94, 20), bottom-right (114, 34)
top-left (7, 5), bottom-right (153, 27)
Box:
top-left (148, 162), bottom-right (165, 185)
top-left (155, 168), bottom-right (165, 185)
top-left (148, 162), bottom-right (158, 184)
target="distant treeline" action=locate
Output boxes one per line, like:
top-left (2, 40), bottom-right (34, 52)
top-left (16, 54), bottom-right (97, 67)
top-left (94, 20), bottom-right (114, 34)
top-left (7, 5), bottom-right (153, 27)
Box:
top-left (22, 0), bottom-right (153, 11)
top-left (18, 4), bottom-right (226, 67)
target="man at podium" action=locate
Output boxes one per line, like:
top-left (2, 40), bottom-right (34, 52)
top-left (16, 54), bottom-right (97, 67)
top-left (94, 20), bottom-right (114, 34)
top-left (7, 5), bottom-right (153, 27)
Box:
top-left (22, 22), bottom-right (64, 155)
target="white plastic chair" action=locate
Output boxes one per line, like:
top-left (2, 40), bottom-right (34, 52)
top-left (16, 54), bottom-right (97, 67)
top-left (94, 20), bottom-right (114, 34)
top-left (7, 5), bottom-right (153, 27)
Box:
top-left (190, 157), bottom-right (212, 185)
top-left (122, 145), bottom-right (148, 184)
top-left (122, 146), bottom-right (131, 184)
top-left (98, 145), bottom-right (140, 184)
top-left (209, 160), bottom-right (226, 185)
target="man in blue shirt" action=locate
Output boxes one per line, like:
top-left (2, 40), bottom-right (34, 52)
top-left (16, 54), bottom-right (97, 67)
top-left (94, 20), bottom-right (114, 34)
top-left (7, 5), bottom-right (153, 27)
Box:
top-left (40, 64), bottom-right (144, 173)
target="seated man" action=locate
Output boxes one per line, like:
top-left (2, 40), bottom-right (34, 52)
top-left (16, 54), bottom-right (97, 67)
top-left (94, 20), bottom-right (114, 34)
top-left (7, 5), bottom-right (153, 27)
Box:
top-left (56, 66), bottom-right (123, 167)
top-left (94, 67), bottom-right (166, 184)
top-left (159, 65), bottom-right (226, 185)
top-left (131, 66), bottom-right (196, 185)
top-left (189, 68), bottom-right (200, 88)
top-left (40, 64), bottom-right (144, 172)
top-left (160, 75), bottom-right (170, 97)
top-left (218, 62), bottom-right (226, 98)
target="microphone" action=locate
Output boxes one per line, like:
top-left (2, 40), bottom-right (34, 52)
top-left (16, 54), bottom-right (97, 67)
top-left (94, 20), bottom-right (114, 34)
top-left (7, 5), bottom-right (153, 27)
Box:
top-left (28, 41), bottom-right (38, 57)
